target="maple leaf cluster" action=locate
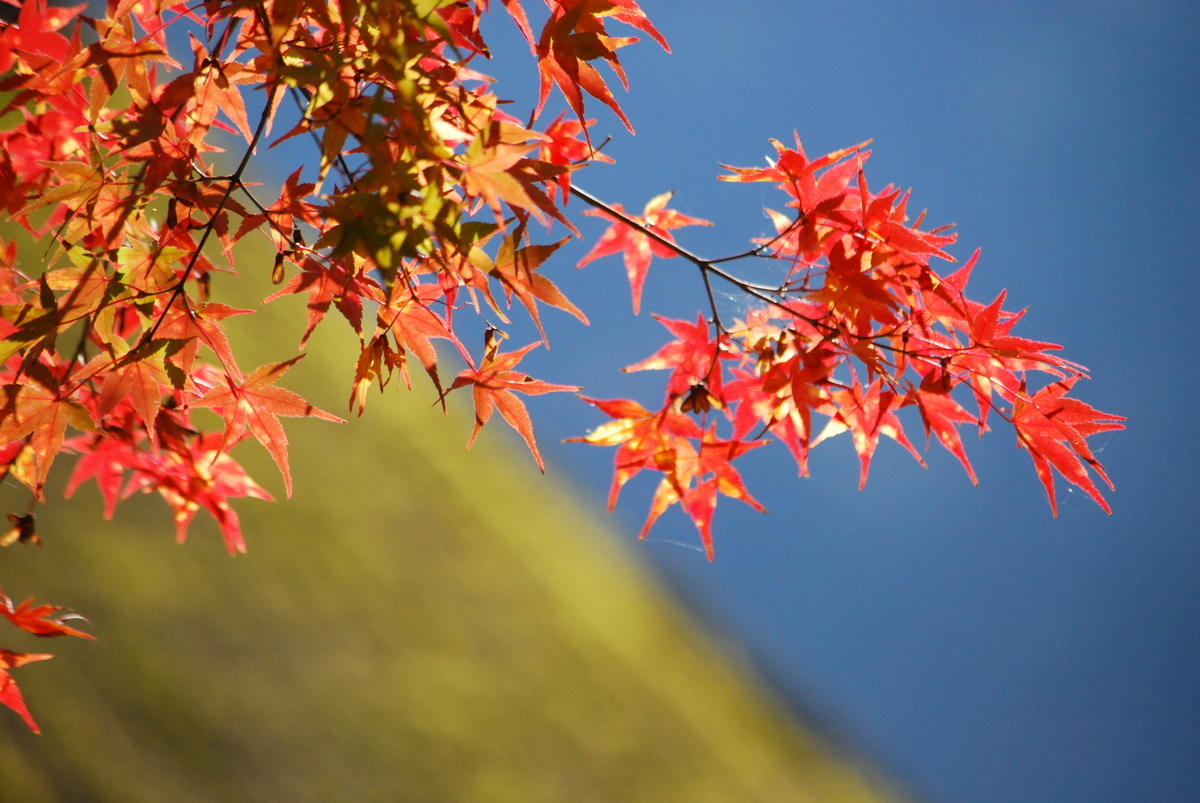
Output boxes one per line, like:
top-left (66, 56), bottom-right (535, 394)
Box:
top-left (0, 0), bottom-right (664, 732)
top-left (0, 0), bottom-right (1121, 733)
top-left (571, 137), bottom-right (1124, 558)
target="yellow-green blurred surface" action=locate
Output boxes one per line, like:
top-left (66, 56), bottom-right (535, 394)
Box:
top-left (0, 240), bottom-right (905, 802)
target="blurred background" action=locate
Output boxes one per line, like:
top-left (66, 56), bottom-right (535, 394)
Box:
top-left (2, 1), bottom-right (1199, 801)
top-left (0, 284), bottom-right (905, 801)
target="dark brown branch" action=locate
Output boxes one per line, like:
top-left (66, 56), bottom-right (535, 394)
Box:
top-left (141, 82), bottom-right (282, 346)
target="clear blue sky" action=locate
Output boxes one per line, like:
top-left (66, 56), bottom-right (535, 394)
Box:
top-left (455, 3), bottom-right (1199, 802)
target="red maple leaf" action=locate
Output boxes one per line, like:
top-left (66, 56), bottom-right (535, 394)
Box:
top-left (724, 338), bottom-right (841, 477)
top-left (94, 351), bottom-right (170, 437)
top-left (577, 192), bottom-right (711, 314)
top-left (808, 239), bottom-right (902, 331)
top-left (459, 125), bottom-right (572, 229)
top-left (904, 368), bottom-right (981, 485)
top-left (623, 313), bottom-right (731, 403)
top-left (64, 433), bottom-right (144, 519)
top-left (726, 366), bottom-right (816, 477)
top-left (0, 588), bottom-right (94, 640)
top-left (720, 134), bottom-right (872, 216)
top-left (1012, 377), bottom-right (1125, 516)
top-left (814, 376), bottom-right (924, 489)
top-left (538, 113), bottom-right (613, 202)
top-left (183, 35), bottom-right (256, 142)
top-left (263, 258), bottom-right (384, 348)
top-left (151, 301), bottom-right (254, 381)
top-left (533, 3), bottom-right (640, 132)
top-left (130, 431), bottom-right (274, 555)
top-left (639, 429), bottom-right (766, 560)
top-left (568, 395), bottom-right (763, 558)
top-left (0, 649), bottom-right (53, 733)
top-left (0, 0), bottom-right (84, 75)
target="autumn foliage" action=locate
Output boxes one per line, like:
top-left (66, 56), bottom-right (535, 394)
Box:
top-left (0, 0), bottom-right (1121, 732)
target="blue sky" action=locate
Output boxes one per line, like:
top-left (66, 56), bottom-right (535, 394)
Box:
top-left (447, 3), bottom-right (1200, 801)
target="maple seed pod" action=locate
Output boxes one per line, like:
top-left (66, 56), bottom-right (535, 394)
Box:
top-left (680, 383), bottom-right (714, 414)
top-left (0, 513), bottom-right (39, 546)
top-left (272, 252), bottom-right (287, 285)
top-left (482, 326), bottom-right (508, 362)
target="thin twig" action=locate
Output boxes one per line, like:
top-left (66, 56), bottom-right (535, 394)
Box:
top-left (141, 82), bottom-right (282, 346)
top-left (570, 183), bottom-right (822, 325)
top-left (288, 87), bottom-right (359, 184)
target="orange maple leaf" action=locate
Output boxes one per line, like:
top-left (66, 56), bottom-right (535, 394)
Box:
top-left (191, 356), bottom-right (343, 496)
top-left (488, 233), bottom-right (588, 344)
top-left (449, 330), bottom-right (579, 472)
top-left (0, 380), bottom-right (92, 497)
